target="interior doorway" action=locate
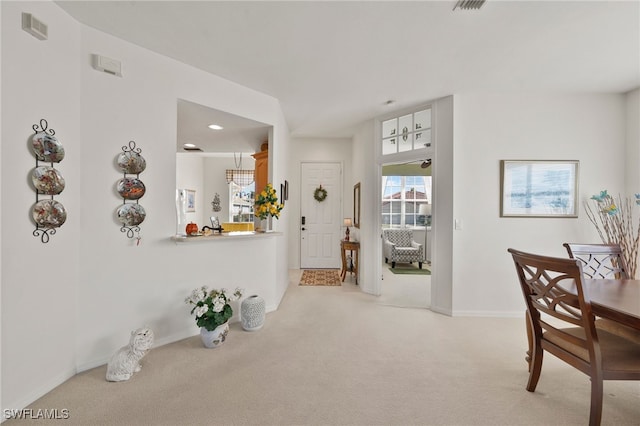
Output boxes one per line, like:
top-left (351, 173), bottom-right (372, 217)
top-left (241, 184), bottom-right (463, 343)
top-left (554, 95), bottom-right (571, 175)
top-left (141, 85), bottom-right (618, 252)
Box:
top-left (377, 159), bottom-right (432, 308)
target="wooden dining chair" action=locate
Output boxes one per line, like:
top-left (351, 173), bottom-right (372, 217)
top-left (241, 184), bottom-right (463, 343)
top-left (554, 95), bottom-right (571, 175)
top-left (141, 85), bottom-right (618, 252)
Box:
top-left (508, 248), bottom-right (640, 426)
top-left (563, 243), bottom-right (629, 279)
top-left (563, 243), bottom-right (640, 345)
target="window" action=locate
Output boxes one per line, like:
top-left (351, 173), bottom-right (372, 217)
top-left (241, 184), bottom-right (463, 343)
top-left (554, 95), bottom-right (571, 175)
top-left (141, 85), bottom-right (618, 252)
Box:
top-left (381, 108), bottom-right (432, 155)
top-left (228, 181), bottom-right (254, 222)
top-left (382, 175), bottom-right (432, 228)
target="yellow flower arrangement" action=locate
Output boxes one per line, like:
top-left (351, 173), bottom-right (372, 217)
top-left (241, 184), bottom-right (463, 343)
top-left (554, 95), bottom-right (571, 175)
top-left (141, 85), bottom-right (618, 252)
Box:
top-left (255, 183), bottom-right (284, 220)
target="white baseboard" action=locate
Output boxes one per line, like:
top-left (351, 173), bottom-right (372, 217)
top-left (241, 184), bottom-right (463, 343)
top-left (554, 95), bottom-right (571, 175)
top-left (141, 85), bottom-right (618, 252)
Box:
top-left (429, 305), bottom-right (452, 316)
top-left (76, 305), bottom-right (280, 373)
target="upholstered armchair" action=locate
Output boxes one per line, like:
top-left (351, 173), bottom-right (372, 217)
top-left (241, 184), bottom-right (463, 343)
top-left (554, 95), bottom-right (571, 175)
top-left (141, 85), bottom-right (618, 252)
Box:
top-left (382, 229), bottom-right (424, 269)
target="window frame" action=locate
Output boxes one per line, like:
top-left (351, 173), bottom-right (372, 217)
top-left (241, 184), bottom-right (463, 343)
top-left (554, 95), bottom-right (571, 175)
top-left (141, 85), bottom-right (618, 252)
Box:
top-left (228, 181), bottom-right (255, 223)
top-left (382, 175), bottom-right (431, 229)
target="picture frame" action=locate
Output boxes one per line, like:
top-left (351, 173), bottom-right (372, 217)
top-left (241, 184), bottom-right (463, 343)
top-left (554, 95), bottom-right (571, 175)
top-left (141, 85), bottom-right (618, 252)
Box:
top-left (185, 189), bottom-right (196, 213)
top-left (500, 160), bottom-right (579, 218)
top-left (280, 180), bottom-right (289, 205)
top-left (353, 182), bottom-right (361, 228)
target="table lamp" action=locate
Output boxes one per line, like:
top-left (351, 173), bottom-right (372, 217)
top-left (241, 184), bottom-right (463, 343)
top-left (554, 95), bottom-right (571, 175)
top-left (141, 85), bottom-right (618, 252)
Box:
top-left (343, 218), bottom-right (352, 241)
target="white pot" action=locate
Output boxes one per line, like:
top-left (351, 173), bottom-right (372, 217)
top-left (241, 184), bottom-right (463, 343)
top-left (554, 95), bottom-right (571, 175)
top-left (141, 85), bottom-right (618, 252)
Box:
top-left (200, 322), bottom-right (229, 348)
top-left (241, 295), bottom-right (266, 331)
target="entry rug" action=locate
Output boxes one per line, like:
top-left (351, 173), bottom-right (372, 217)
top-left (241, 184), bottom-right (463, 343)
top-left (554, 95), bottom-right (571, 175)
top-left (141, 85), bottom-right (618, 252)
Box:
top-left (388, 265), bottom-right (431, 275)
top-left (299, 269), bottom-right (342, 286)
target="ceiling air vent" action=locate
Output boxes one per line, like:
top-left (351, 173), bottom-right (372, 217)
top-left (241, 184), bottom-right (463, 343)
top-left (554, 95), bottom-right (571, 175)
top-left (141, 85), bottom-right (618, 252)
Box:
top-left (22, 12), bottom-right (48, 40)
top-left (453, 0), bottom-right (486, 11)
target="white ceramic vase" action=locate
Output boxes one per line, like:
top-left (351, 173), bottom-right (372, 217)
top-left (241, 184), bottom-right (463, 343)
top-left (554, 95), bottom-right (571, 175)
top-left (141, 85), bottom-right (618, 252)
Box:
top-left (200, 322), bottom-right (229, 348)
top-left (241, 295), bottom-right (266, 331)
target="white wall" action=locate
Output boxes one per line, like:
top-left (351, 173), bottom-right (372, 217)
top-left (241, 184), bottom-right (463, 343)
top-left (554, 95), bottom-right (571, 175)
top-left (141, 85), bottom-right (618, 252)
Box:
top-left (430, 96), bottom-right (454, 314)
top-left (1, 2), bottom-right (81, 411)
top-left (1, 1), bottom-right (289, 412)
top-left (451, 93), bottom-right (628, 316)
top-left (287, 138), bottom-right (353, 269)
top-left (176, 155), bottom-right (204, 231)
top-left (350, 124), bottom-right (377, 294)
top-left (625, 88), bottom-right (640, 192)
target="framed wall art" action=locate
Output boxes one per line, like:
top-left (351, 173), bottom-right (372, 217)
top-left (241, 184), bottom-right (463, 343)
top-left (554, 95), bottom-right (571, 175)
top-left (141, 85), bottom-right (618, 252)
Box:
top-left (500, 160), bottom-right (579, 218)
top-left (353, 182), bottom-right (361, 228)
top-left (185, 189), bottom-right (196, 213)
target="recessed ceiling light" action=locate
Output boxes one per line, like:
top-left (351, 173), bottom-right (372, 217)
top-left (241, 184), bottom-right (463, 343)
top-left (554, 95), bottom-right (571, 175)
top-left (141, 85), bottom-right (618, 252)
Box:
top-left (208, 124), bottom-right (223, 130)
top-left (183, 143), bottom-right (196, 148)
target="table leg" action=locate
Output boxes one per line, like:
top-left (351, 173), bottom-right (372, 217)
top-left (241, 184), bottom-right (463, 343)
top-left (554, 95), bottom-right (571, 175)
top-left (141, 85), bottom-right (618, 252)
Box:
top-left (340, 246), bottom-right (347, 282)
top-left (354, 249), bottom-right (359, 285)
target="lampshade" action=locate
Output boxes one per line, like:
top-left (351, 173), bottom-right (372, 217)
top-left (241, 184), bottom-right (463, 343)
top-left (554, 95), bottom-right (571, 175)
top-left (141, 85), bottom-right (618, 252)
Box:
top-left (343, 218), bottom-right (353, 227)
top-left (418, 204), bottom-right (432, 216)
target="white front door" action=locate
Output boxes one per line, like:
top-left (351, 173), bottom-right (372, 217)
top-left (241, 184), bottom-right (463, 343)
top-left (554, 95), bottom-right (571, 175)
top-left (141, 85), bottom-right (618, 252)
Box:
top-left (300, 162), bottom-right (342, 269)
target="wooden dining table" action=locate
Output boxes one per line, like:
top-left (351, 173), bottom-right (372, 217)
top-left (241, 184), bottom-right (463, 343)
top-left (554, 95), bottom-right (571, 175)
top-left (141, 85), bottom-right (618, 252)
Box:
top-left (573, 278), bottom-right (640, 331)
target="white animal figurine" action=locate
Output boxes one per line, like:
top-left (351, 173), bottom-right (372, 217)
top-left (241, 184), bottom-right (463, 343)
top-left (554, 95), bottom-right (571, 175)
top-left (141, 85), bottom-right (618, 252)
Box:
top-left (106, 327), bottom-right (154, 382)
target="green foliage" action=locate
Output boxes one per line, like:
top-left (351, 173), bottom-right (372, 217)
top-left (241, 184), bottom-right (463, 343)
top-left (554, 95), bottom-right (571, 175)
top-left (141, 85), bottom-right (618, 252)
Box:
top-left (185, 287), bottom-right (243, 331)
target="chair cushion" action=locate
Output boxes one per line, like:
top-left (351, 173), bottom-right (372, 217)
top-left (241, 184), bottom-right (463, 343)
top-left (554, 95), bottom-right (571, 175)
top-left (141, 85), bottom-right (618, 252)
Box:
top-left (395, 247), bottom-right (419, 255)
top-left (544, 327), bottom-right (640, 372)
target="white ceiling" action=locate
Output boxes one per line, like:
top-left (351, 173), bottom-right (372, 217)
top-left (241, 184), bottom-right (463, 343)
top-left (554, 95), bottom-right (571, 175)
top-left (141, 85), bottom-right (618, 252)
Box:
top-left (56, 0), bottom-right (639, 150)
top-left (176, 99), bottom-right (270, 153)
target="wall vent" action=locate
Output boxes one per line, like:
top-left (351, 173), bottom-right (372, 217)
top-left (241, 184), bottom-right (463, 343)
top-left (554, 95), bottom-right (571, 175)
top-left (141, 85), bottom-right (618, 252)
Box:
top-left (453, 0), bottom-right (486, 10)
top-left (22, 13), bottom-right (48, 40)
top-left (92, 54), bottom-right (123, 77)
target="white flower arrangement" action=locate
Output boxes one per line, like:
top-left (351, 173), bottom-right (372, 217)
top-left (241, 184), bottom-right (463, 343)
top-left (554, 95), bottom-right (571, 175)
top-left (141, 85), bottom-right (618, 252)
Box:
top-left (185, 286), bottom-right (243, 331)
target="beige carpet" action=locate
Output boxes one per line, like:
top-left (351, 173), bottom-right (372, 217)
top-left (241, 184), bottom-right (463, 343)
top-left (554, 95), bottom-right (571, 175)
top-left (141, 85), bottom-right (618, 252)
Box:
top-left (299, 269), bottom-right (341, 286)
top-left (6, 270), bottom-right (640, 425)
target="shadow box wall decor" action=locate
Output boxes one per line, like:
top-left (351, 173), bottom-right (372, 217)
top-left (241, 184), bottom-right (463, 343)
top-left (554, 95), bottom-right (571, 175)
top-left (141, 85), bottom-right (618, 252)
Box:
top-left (500, 160), bottom-right (579, 218)
top-left (31, 119), bottom-right (67, 243)
top-left (116, 141), bottom-right (147, 244)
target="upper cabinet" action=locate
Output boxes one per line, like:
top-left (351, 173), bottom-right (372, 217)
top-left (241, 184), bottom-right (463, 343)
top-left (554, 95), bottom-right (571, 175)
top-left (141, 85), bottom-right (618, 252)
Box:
top-left (252, 142), bottom-right (269, 196)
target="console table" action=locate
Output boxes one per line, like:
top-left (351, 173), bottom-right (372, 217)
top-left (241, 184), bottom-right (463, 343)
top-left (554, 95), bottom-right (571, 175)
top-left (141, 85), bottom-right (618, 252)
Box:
top-left (340, 240), bottom-right (360, 284)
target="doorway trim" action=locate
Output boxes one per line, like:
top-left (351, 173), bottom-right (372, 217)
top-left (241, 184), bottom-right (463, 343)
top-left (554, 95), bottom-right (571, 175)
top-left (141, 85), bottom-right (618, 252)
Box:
top-left (299, 161), bottom-right (344, 269)
top-left (372, 102), bottom-right (435, 305)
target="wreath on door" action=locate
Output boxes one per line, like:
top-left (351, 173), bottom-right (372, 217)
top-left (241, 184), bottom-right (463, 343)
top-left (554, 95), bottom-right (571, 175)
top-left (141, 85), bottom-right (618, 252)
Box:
top-left (314, 185), bottom-right (328, 202)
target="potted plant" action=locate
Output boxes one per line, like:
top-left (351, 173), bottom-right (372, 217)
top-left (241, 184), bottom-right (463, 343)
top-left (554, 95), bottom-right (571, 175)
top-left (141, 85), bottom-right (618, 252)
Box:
top-left (585, 190), bottom-right (640, 278)
top-left (185, 286), bottom-right (243, 348)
